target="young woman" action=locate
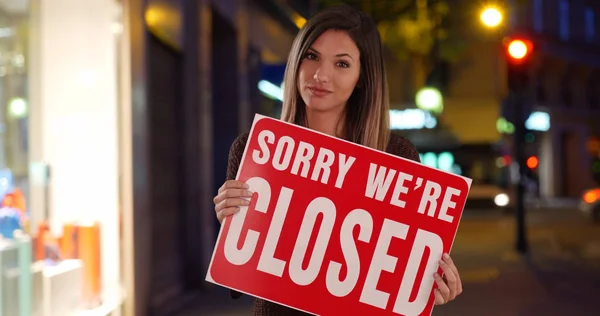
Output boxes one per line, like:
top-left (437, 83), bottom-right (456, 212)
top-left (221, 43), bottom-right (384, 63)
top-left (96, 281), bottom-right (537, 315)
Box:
top-left (212, 5), bottom-right (463, 315)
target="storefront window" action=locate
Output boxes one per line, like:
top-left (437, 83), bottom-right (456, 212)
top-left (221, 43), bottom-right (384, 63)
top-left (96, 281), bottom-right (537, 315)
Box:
top-left (0, 2), bottom-right (32, 314)
top-left (0, 1), bottom-right (29, 207)
top-left (0, 1), bottom-right (126, 315)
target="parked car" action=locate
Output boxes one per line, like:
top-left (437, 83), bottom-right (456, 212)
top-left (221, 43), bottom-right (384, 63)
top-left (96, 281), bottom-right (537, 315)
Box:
top-left (466, 184), bottom-right (512, 210)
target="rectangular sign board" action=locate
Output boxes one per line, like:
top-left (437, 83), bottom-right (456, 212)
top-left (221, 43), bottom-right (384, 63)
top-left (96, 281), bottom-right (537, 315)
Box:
top-left (206, 114), bottom-right (472, 316)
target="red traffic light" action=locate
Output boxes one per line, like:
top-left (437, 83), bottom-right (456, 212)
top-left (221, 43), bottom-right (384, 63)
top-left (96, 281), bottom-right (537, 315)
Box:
top-left (526, 156), bottom-right (539, 169)
top-left (505, 38), bottom-right (533, 61)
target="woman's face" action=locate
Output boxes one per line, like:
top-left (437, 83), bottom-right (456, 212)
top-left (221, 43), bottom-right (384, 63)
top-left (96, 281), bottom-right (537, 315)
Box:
top-left (297, 30), bottom-right (361, 114)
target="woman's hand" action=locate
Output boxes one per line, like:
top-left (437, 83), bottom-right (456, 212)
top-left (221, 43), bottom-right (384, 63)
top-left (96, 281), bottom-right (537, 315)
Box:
top-left (433, 253), bottom-right (463, 305)
top-left (213, 180), bottom-right (254, 224)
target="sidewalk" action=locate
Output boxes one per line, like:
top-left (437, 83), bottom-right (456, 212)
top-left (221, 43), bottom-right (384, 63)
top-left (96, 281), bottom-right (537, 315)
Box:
top-left (176, 286), bottom-right (253, 316)
top-left (525, 196), bottom-right (580, 209)
top-left (436, 208), bottom-right (600, 316)
top-left (434, 249), bottom-right (600, 316)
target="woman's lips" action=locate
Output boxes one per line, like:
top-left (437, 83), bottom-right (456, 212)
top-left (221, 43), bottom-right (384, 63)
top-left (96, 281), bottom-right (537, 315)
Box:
top-left (308, 86), bottom-right (332, 97)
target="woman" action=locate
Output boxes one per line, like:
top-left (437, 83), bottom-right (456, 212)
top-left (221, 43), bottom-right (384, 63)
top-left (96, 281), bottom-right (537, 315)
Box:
top-left (213, 5), bottom-right (463, 315)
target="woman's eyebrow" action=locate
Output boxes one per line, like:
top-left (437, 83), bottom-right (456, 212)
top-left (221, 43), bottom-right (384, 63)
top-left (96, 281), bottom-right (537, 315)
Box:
top-left (308, 47), bottom-right (354, 60)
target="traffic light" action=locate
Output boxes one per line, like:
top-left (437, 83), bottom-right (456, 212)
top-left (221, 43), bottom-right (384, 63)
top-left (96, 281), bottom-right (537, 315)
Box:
top-left (504, 36), bottom-right (534, 254)
top-left (505, 38), bottom-right (534, 92)
top-left (526, 156), bottom-right (539, 169)
top-left (507, 39), bottom-right (532, 61)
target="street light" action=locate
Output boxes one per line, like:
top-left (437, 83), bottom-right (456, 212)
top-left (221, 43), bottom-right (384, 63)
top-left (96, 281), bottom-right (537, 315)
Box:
top-left (415, 87), bottom-right (443, 115)
top-left (480, 7), bottom-right (503, 28)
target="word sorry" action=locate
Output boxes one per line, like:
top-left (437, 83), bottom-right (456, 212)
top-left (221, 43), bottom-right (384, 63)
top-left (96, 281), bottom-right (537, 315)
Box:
top-left (251, 129), bottom-right (462, 225)
top-left (252, 129), bottom-right (356, 189)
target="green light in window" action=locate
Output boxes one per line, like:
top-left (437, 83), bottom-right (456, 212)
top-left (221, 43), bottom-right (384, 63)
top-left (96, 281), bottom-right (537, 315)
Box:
top-left (423, 152), bottom-right (438, 169)
top-left (506, 123), bottom-right (515, 134)
top-left (438, 152), bottom-right (454, 172)
top-left (496, 117), bottom-right (515, 134)
top-left (525, 133), bottom-right (535, 143)
top-left (8, 98), bottom-right (27, 119)
top-left (496, 118), bottom-right (507, 133)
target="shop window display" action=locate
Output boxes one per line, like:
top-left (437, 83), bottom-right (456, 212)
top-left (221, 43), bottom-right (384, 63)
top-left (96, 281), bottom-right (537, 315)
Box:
top-left (0, 1), bottom-right (126, 315)
top-left (0, 3), bottom-right (35, 315)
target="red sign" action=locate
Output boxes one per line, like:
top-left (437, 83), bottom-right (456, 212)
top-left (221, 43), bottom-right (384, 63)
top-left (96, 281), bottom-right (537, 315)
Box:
top-left (206, 115), bottom-right (471, 316)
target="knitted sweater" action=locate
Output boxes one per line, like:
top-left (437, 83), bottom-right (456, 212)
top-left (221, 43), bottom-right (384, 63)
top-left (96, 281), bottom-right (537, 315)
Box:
top-left (224, 131), bottom-right (421, 316)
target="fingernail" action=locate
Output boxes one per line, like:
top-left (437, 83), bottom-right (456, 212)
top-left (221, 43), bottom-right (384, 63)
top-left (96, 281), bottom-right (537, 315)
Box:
top-left (439, 260), bottom-right (445, 265)
top-left (243, 199), bottom-right (250, 205)
top-left (443, 253), bottom-right (450, 260)
top-left (434, 273), bottom-right (440, 278)
top-left (243, 183), bottom-right (249, 188)
top-left (247, 190), bottom-right (254, 196)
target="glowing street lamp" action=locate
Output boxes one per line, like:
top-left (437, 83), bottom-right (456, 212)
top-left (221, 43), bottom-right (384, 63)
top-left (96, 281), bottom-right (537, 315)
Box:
top-left (415, 87), bottom-right (443, 115)
top-left (480, 7), bottom-right (503, 28)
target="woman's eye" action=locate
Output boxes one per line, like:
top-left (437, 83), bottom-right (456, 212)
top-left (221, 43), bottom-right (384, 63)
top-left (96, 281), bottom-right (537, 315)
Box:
top-left (304, 52), bottom-right (318, 60)
top-left (337, 61), bottom-right (350, 68)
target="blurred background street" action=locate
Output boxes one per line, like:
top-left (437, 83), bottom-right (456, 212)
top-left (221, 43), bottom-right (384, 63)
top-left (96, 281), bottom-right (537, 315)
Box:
top-left (2, 0), bottom-right (600, 315)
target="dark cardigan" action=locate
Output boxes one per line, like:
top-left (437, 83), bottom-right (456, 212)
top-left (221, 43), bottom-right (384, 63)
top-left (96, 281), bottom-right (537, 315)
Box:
top-left (224, 131), bottom-right (421, 316)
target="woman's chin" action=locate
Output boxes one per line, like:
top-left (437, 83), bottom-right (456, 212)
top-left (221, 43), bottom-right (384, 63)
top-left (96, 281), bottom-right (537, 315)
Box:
top-left (305, 101), bottom-right (336, 112)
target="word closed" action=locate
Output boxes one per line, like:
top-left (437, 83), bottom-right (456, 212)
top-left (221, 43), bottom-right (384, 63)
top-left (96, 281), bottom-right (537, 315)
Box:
top-left (207, 115), bottom-right (471, 316)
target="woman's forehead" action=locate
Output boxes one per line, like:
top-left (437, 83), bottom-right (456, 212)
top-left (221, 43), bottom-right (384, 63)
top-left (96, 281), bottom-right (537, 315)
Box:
top-left (309, 30), bottom-right (360, 57)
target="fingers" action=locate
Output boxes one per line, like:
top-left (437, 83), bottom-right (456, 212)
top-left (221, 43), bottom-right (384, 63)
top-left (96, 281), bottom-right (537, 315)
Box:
top-left (215, 197), bottom-right (251, 213)
top-left (216, 206), bottom-right (241, 223)
top-left (215, 198), bottom-right (250, 224)
top-left (433, 253), bottom-right (463, 306)
top-left (213, 181), bottom-right (254, 224)
top-left (433, 288), bottom-right (445, 305)
top-left (439, 257), bottom-right (458, 300)
top-left (442, 253), bottom-right (463, 295)
top-left (218, 180), bottom-right (249, 194)
top-left (433, 273), bottom-right (449, 305)
top-left (213, 188), bottom-right (254, 205)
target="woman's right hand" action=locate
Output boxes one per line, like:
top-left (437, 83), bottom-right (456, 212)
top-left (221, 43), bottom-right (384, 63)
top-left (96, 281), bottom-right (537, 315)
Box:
top-left (213, 180), bottom-right (254, 224)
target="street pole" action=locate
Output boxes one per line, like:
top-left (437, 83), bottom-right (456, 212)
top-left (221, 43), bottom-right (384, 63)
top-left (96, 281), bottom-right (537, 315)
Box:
top-left (512, 92), bottom-right (528, 253)
top-left (506, 38), bottom-right (533, 254)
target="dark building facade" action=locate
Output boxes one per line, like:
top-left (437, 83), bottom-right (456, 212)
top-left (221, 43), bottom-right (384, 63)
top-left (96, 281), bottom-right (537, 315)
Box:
top-left (123, 0), bottom-right (299, 315)
top-left (511, 0), bottom-right (600, 198)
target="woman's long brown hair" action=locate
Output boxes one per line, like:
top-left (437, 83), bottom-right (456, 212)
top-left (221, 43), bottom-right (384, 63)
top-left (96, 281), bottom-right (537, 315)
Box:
top-left (280, 5), bottom-right (390, 152)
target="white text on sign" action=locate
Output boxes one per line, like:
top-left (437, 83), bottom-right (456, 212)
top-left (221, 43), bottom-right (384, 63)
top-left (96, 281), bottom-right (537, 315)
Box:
top-left (224, 177), bottom-right (442, 315)
top-left (253, 129), bottom-right (462, 225)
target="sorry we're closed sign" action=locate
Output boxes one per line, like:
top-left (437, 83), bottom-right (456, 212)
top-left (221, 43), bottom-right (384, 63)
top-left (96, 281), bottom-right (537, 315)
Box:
top-left (206, 115), bottom-right (471, 316)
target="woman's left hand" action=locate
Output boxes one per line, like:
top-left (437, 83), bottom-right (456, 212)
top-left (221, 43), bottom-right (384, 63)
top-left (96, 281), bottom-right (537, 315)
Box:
top-left (433, 253), bottom-right (463, 305)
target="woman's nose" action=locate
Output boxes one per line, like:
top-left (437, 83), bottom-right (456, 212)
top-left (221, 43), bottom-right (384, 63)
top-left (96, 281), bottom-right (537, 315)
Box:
top-left (313, 67), bottom-right (331, 83)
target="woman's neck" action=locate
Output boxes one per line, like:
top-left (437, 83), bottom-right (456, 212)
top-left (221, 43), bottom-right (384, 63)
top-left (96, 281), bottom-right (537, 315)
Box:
top-left (305, 109), bottom-right (346, 138)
